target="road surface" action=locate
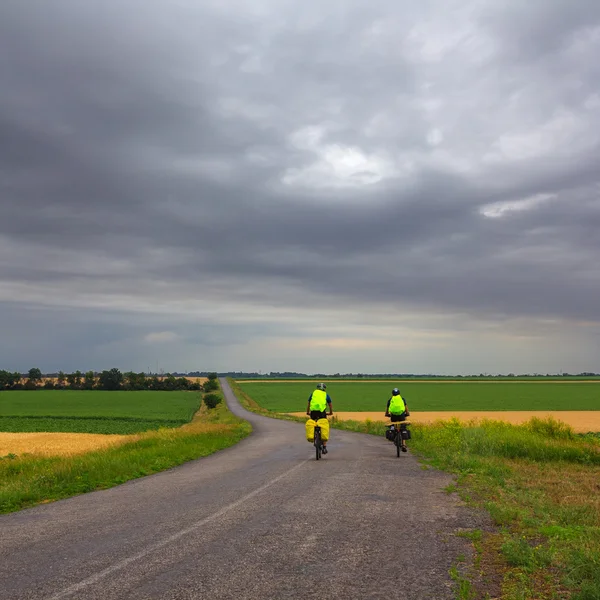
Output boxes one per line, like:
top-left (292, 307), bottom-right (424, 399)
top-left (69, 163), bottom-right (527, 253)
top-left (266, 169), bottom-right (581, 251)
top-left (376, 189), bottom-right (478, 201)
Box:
top-left (0, 379), bottom-right (486, 599)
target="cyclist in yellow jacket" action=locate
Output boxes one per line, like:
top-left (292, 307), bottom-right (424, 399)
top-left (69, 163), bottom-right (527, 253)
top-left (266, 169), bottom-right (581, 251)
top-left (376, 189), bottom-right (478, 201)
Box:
top-left (385, 387), bottom-right (410, 452)
top-left (306, 383), bottom-right (333, 453)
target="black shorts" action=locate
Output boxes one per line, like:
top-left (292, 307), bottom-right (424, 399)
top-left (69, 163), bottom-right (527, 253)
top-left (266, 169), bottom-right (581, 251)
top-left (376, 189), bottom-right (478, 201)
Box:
top-left (310, 410), bottom-right (327, 420)
top-left (390, 412), bottom-right (407, 423)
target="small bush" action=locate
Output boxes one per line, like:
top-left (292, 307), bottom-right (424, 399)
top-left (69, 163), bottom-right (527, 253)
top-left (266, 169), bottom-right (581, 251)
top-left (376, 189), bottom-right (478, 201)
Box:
top-left (501, 537), bottom-right (553, 570)
top-left (204, 393), bottom-right (222, 409)
top-left (525, 416), bottom-right (575, 440)
top-left (203, 379), bottom-right (219, 392)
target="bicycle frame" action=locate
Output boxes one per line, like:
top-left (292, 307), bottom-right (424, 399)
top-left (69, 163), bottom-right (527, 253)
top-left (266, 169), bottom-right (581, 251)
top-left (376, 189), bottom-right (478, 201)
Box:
top-left (387, 422), bottom-right (410, 457)
top-left (314, 425), bottom-right (322, 460)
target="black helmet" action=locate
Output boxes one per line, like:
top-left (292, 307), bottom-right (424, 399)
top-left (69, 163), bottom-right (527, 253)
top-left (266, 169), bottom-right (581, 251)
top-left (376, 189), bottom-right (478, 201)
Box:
top-left (392, 388), bottom-right (400, 395)
top-left (316, 382), bottom-right (326, 390)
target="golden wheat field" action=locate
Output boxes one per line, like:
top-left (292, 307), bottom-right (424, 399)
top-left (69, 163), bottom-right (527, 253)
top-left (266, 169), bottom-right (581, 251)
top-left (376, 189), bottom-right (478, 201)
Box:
top-left (0, 432), bottom-right (132, 456)
top-left (287, 411), bottom-right (600, 433)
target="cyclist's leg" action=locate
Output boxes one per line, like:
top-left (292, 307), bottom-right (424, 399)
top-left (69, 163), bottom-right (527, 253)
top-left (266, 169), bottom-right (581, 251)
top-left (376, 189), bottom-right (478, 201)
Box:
top-left (310, 410), bottom-right (328, 451)
top-left (391, 413), bottom-right (408, 449)
top-left (319, 411), bottom-right (329, 452)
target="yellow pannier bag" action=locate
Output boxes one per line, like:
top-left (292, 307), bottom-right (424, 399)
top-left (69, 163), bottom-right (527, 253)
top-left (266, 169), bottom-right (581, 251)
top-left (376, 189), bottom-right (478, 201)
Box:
top-left (305, 418), bottom-right (316, 442)
top-left (316, 417), bottom-right (329, 442)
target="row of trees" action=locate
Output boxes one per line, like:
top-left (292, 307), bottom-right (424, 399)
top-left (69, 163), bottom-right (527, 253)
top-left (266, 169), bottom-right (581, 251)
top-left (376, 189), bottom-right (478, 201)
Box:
top-left (0, 369), bottom-right (219, 392)
top-left (194, 371), bottom-right (600, 379)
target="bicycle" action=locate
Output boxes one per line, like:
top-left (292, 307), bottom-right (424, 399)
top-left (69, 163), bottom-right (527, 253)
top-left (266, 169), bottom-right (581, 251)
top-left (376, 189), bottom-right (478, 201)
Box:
top-left (385, 421), bottom-right (411, 457)
top-left (313, 424), bottom-right (323, 460)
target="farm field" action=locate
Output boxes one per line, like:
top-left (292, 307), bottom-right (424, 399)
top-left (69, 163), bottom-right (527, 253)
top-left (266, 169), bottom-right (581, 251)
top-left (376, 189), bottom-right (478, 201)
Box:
top-left (286, 411), bottom-right (600, 433)
top-left (0, 432), bottom-right (130, 456)
top-left (235, 377), bottom-right (600, 383)
top-left (237, 381), bottom-right (600, 412)
top-left (0, 390), bottom-right (201, 434)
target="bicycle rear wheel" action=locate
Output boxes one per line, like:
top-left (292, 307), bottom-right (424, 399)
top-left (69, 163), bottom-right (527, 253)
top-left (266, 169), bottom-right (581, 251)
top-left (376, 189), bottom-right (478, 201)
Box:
top-left (314, 428), bottom-right (321, 460)
top-left (395, 431), bottom-right (401, 457)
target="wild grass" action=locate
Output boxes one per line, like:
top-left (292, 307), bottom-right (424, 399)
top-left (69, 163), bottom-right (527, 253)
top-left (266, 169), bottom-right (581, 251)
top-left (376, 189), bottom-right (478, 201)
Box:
top-left (236, 381), bottom-right (600, 412)
top-left (0, 392), bottom-right (251, 514)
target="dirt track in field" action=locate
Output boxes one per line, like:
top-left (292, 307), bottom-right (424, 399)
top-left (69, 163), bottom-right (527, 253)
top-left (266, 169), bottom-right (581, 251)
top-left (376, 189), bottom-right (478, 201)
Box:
top-left (287, 411), bottom-right (600, 432)
top-left (0, 432), bottom-right (131, 456)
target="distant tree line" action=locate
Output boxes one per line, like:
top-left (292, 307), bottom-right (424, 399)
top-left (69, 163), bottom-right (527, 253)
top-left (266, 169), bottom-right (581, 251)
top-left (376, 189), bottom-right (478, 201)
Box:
top-left (2, 368), bottom-right (598, 391)
top-left (192, 371), bottom-right (600, 379)
top-left (0, 369), bottom-right (220, 392)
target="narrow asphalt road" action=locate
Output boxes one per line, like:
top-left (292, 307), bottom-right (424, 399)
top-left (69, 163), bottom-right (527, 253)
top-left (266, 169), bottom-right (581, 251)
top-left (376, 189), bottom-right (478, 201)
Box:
top-left (0, 379), bottom-right (486, 599)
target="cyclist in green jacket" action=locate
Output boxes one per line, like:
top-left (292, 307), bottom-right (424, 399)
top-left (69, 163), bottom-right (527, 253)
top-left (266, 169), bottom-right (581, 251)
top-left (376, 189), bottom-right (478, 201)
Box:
top-left (385, 387), bottom-right (410, 452)
top-left (306, 383), bottom-right (333, 453)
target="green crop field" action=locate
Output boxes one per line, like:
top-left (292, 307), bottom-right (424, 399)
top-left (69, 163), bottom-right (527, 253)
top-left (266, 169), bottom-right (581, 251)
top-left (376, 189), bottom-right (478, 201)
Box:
top-left (237, 381), bottom-right (600, 412)
top-left (0, 390), bottom-right (201, 434)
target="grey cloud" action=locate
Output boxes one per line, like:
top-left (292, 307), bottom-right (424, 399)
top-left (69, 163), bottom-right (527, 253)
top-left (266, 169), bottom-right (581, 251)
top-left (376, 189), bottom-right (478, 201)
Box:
top-left (1, 0), bottom-right (600, 371)
top-left (481, 0), bottom-right (600, 60)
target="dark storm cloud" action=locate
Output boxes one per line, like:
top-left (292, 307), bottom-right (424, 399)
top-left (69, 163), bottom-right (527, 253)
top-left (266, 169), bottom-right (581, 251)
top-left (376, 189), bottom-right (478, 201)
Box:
top-left (1, 0), bottom-right (600, 371)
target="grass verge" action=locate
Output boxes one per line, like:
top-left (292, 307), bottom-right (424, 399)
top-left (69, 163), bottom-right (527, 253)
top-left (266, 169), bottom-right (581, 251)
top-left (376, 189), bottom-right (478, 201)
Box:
top-left (231, 378), bottom-right (600, 599)
top-left (0, 392), bottom-right (251, 514)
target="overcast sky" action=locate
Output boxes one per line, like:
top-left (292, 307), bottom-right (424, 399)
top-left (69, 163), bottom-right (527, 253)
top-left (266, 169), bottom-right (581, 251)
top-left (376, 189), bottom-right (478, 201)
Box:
top-left (1, 0), bottom-right (600, 375)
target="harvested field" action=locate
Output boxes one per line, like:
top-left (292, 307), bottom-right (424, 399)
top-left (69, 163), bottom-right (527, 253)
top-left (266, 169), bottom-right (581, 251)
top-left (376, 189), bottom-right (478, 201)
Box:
top-left (0, 432), bottom-right (130, 457)
top-left (286, 411), bottom-right (600, 433)
top-left (185, 377), bottom-right (208, 384)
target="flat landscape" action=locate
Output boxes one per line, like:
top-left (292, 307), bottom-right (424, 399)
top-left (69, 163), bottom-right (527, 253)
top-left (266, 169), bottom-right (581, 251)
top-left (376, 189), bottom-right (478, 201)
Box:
top-left (4, 380), bottom-right (600, 597)
top-left (237, 380), bottom-right (600, 412)
top-left (0, 380), bottom-right (491, 600)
